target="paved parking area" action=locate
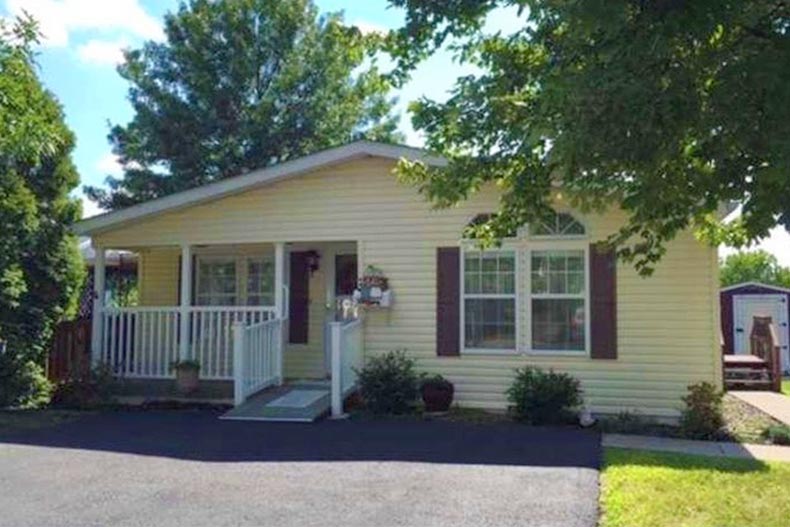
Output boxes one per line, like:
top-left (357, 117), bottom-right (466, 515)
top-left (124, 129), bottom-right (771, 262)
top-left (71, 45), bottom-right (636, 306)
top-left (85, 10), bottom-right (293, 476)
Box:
top-left (0, 411), bottom-right (600, 527)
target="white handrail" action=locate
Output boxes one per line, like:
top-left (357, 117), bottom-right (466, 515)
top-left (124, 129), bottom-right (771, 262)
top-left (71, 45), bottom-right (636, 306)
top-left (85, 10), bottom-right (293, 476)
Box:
top-left (330, 318), bottom-right (364, 417)
top-left (233, 319), bottom-right (283, 405)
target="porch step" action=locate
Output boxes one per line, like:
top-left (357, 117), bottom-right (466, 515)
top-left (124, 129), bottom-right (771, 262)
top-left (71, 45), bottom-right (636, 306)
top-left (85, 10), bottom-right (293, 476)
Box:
top-left (220, 381), bottom-right (330, 422)
top-left (723, 355), bottom-right (776, 392)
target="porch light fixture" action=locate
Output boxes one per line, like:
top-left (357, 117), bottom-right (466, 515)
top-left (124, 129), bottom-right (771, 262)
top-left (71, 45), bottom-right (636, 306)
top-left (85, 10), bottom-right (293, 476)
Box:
top-left (305, 250), bottom-right (320, 274)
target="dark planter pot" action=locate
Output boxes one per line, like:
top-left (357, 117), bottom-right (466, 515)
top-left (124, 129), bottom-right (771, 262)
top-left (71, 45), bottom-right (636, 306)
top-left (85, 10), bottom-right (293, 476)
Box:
top-left (421, 383), bottom-right (454, 412)
top-left (175, 367), bottom-right (200, 394)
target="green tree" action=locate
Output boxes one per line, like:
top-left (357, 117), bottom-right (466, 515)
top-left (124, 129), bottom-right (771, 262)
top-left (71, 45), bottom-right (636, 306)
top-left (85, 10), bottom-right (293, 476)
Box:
top-left (0, 16), bottom-right (84, 407)
top-left (87, 0), bottom-right (401, 210)
top-left (720, 250), bottom-right (790, 289)
top-left (387, 1), bottom-right (790, 274)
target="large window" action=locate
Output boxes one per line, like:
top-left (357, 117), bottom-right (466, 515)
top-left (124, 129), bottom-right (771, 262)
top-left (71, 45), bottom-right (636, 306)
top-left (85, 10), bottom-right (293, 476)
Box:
top-left (530, 250), bottom-right (586, 352)
top-left (196, 255), bottom-right (274, 306)
top-left (463, 250), bottom-right (516, 351)
top-left (196, 258), bottom-right (237, 306)
top-left (246, 258), bottom-right (275, 305)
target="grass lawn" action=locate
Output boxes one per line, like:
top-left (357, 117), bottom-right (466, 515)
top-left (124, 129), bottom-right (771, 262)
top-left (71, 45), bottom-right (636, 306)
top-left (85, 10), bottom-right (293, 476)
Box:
top-left (0, 409), bottom-right (87, 438)
top-left (600, 448), bottom-right (790, 527)
top-left (782, 379), bottom-right (789, 396)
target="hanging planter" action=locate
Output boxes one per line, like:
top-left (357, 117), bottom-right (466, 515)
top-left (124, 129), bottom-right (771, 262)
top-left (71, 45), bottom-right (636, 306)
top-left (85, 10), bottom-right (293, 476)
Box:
top-left (353, 265), bottom-right (392, 307)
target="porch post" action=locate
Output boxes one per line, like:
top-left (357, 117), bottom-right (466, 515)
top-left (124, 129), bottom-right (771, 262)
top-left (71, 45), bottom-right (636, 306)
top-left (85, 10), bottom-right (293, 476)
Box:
top-left (330, 321), bottom-right (344, 418)
top-left (274, 242), bottom-right (285, 384)
top-left (274, 242), bottom-right (285, 318)
top-left (179, 244), bottom-right (192, 361)
top-left (90, 245), bottom-right (106, 365)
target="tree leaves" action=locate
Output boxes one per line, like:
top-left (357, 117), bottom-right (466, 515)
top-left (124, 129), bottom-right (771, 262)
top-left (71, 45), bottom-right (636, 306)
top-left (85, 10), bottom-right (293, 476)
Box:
top-left (87, 0), bottom-right (401, 210)
top-left (388, 0), bottom-right (790, 274)
top-left (0, 16), bottom-right (84, 363)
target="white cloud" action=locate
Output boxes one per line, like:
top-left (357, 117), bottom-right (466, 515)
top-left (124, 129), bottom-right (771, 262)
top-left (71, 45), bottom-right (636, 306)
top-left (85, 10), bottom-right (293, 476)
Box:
top-left (720, 226), bottom-right (790, 267)
top-left (77, 37), bottom-right (127, 65)
top-left (80, 194), bottom-right (103, 219)
top-left (350, 19), bottom-right (387, 36)
top-left (5, 0), bottom-right (163, 47)
top-left (95, 152), bottom-right (123, 176)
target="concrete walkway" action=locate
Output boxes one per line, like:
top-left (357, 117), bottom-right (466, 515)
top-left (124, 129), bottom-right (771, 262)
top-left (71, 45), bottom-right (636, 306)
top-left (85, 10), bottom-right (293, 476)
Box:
top-left (729, 390), bottom-right (790, 426)
top-left (603, 433), bottom-right (790, 463)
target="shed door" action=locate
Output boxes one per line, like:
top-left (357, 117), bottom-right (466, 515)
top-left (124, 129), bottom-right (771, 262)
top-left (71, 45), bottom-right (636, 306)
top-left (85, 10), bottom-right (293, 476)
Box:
top-left (733, 294), bottom-right (789, 369)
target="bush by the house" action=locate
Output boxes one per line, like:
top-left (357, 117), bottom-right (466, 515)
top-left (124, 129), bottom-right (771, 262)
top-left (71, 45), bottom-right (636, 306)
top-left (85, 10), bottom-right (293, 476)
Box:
top-left (0, 352), bottom-right (52, 408)
top-left (506, 367), bottom-right (583, 425)
top-left (354, 350), bottom-right (418, 414)
top-left (50, 364), bottom-right (115, 409)
top-left (762, 424), bottom-right (790, 446)
top-left (680, 382), bottom-right (724, 439)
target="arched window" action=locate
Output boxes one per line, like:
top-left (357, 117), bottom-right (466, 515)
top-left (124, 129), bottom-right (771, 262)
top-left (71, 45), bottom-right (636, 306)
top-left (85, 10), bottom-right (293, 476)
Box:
top-left (530, 212), bottom-right (585, 237)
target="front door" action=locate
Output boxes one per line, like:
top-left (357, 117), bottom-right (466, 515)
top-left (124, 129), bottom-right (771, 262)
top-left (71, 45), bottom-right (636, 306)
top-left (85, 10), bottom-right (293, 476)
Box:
top-left (288, 252), bottom-right (311, 344)
top-left (733, 294), bottom-right (789, 370)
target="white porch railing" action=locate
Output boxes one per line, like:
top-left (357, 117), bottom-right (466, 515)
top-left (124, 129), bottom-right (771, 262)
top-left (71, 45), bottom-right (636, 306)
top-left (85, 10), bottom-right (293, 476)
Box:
top-left (100, 306), bottom-right (277, 380)
top-left (233, 319), bottom-right (283, 405)
top-left (189, 306), bottom-right (277, 379)
top-left (330, 318), bottom-right (364, 417)
top-left (102, 307), bottom-right (180, 378)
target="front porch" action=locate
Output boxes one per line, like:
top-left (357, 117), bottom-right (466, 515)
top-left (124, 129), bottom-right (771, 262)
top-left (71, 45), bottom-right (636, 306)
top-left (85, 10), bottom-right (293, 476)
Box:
top-left (89, 240), bottom-right (364, 419)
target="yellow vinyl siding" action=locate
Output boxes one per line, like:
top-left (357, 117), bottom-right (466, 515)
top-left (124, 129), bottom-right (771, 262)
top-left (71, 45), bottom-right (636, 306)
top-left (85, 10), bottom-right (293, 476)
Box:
top-left (138, 247), bottom-right (179, 305)
top-left (96, 157), bottom-right (719, 417)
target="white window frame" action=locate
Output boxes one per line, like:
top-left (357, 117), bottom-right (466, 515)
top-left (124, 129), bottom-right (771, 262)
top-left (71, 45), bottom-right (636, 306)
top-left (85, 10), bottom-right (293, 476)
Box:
top-left (458, 210), bottom-right (591, 357)
top-left (460, 244), bottom-right (520, 355)
top-left (525, 240), bottom-right (590, 357)
top-left (195, 256), bottom-right (238, 306)
top-left (244, 256), bottom-right (276, 306)
top-left (528, 210), bottom-right (588, 241)
top-left (195, 254), bottom-right (275, 307)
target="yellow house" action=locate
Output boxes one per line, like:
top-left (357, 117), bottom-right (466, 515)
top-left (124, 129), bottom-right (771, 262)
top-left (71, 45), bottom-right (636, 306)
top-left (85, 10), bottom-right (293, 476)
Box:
top-left (74, 141), bottom-right (722, 421)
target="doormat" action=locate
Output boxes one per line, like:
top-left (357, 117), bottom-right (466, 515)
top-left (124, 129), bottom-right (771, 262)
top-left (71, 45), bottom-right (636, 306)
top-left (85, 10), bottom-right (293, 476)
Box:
top-left (267, 389), bottom-right (327, 409)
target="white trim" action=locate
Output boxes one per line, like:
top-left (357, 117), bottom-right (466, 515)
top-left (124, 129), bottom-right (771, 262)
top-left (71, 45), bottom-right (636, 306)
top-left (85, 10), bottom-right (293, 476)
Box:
top-left (90, 246), bottom-right (106, 364)
top-left (460, 247), bottom-right (520, 355)
top-left (194, 254), bottom-right (275, 307)
top-left (721, 281), bottom-right (790, 294)
top-left (73, 141), bottom-right (446, 235)
top-left (525, 245), bottom-right (590, 356)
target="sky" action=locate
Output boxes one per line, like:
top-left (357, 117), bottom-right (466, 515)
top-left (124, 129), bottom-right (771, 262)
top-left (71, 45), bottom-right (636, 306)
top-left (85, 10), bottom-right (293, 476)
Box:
top-left (3, 0), bottom-right (788, 265)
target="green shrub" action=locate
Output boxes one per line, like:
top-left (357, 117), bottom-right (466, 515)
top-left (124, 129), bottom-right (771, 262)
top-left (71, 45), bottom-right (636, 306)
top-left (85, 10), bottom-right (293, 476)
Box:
top-left (680, 382), bottom-right (724, 439)
top-left (355, 350), bottom-right (418, 414)
top-left (0, 353), bottom-right (52, 409)
top-left (762, 424), bottom-right (790, 446)
top-left (506, 367), bottom-right (583, 425)
top-left (50, 364), bottom-right (115, 409)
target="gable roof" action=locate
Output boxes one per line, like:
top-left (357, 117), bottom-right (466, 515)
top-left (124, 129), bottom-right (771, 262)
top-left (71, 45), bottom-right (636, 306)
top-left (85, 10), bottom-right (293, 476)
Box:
top-left (720, 281), bottom-right (790, 294)
top-left (74, 141), bottom-right (445, 236)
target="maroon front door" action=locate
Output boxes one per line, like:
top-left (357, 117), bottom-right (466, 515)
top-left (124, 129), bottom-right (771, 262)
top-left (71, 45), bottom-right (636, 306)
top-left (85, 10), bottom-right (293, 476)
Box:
top-left (288, 252), bottom-right (311, 344)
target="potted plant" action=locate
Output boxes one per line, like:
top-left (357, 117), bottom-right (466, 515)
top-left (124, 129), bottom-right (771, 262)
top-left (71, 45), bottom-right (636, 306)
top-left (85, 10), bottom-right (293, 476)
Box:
top-left (171, 359), bottom-right (200, 394)
top-left (354, 265), bottom-right (392, 306)
top-left (420, 374), bottom-right (454, 413)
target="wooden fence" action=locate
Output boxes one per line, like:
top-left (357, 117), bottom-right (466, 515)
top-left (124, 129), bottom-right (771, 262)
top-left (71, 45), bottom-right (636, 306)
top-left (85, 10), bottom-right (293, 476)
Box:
top-left (48, 318), bottom-right (91, 382)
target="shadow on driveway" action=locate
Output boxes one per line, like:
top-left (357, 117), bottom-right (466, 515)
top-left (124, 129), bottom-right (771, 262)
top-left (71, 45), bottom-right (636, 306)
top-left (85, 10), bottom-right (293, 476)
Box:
top-left (0, 410), bottom-right (601, 468)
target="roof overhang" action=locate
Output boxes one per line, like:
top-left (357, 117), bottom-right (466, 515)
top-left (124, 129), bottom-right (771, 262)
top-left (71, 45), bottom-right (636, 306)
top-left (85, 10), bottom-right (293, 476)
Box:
top-left (720, 281), bottom-right (790, 294)
top-left (74, 141), bottom-right (445, 236)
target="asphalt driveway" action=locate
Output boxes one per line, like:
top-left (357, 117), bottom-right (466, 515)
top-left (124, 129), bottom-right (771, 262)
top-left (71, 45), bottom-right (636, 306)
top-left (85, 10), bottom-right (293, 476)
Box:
top-left (0, 411), bottom-right (600, 527)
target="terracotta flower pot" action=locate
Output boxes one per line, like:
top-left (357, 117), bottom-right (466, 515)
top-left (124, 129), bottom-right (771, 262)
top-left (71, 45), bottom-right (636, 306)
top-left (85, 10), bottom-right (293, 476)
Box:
top-left (175, 366), bottom-right (200, 394)
top-left (421, 382), bottom-right (454, 413)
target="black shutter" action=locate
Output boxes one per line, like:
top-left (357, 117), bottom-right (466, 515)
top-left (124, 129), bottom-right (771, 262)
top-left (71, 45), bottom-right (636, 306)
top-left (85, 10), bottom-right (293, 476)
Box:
top-left (590, 244), bottom-right (617, 359)
top-left (436, 247), bottom-right (461, 357)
